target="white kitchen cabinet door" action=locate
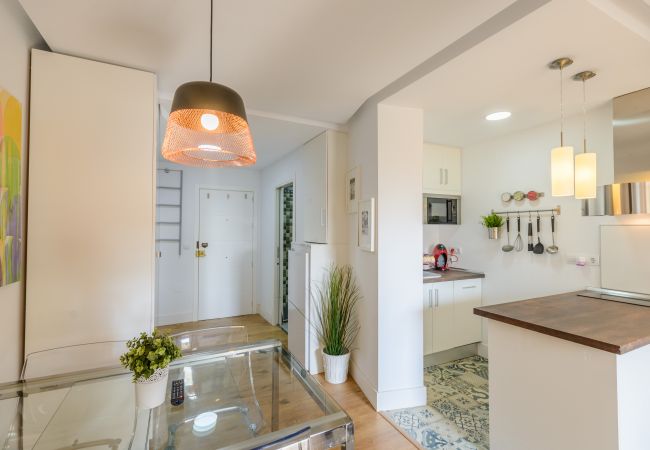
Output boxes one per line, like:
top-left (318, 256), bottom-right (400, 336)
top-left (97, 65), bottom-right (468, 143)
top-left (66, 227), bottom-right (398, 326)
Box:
top-left (423, 143), bottom-right (461, 195)
top-left (302, 133), bottom-right (327, 244)
top-left (432, 282), bottom-right (455, 353)
top-left (453, 279), bottom-right (482, 346)
top-left (441, 146), bottom-right (461, 195)
top-left (423, 285), bottom-right (435, 355)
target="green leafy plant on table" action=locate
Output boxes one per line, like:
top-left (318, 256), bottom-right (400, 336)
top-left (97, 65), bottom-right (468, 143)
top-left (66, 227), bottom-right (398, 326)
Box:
top-left (120, 330), bottom-right (182, 382)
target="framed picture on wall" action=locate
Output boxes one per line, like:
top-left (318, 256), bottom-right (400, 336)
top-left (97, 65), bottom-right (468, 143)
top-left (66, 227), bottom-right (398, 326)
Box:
top-left (346, 167), bottom-right (360, 213)
top-left (358, 198), bottom-right (375, 252)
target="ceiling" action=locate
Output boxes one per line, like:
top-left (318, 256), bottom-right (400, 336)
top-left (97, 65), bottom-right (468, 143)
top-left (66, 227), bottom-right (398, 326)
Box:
top-left (385, 0), bottom-right (650, 148)
top-left (18, 0), bottom-right (518, 125)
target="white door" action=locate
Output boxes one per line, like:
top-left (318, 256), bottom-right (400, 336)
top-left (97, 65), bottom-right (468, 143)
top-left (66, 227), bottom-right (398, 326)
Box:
top-left (432, 282), bottom-right (455, 353)
top-left (198, 189), bottom-right (254, 320)
top-left (452, 279), bottom-right (482, 346)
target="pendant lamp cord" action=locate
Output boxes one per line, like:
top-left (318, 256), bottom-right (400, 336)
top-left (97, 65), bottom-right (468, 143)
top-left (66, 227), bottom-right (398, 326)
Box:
top-left (582, 79), bottom-right (587, 154)
top-left (560, 66), bottom-right (564, 147)
top-left (209, 0), bottom-right (213, 83)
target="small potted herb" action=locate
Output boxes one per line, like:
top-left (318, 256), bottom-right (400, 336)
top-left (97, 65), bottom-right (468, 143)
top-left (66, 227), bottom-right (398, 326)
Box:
top-left (120, 330), bottom-right (182, 408)
top-left (314, 265), bottom-right (361, 384)
top-left (481, 213), bottom-right (504, 240)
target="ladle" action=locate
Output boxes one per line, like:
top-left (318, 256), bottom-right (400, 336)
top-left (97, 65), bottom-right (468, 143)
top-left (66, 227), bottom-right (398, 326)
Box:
top-left (546, 213), bottom-right (559, 254)
top-left (502, 214), bottom-right (514, 252)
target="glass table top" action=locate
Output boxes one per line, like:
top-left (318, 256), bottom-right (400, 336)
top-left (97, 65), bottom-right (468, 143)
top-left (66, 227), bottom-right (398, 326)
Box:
top-left (0, 340), bottom-right (353, 450)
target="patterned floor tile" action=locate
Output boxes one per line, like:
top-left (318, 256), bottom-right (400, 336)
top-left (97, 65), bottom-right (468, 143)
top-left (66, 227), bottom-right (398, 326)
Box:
top-left (386, 356), bottom-right (489, 450)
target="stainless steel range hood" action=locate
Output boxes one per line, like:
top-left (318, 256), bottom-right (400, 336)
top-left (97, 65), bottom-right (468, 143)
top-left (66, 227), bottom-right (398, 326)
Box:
top-left (582, 87), bottom-right (650, 216)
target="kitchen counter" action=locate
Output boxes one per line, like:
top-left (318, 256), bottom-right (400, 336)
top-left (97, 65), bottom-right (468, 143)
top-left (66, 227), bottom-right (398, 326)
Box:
top-left (476, 291), bottom-right (650, 449)
top-left (474, 291), bottom-right (650, 354)
top-left (423, 268), bottom-right (484, 283)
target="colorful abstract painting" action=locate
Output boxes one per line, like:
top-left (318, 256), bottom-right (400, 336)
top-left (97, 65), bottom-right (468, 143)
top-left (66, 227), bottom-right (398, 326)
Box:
top-left (0, 88), bottom-right (22, 286)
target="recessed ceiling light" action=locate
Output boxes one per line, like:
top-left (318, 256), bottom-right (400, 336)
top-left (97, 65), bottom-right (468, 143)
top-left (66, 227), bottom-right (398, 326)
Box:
top-left (485, 111), bottom-right (511, 121)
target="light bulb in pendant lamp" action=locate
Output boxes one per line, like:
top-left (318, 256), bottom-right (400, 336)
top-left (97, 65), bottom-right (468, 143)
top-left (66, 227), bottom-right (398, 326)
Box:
top-left (551, 145), bottom-right (575, 196)
top-left (575, 152), bottom-right (597, 199)
top-left (161, 81), bottom-right (256, 168)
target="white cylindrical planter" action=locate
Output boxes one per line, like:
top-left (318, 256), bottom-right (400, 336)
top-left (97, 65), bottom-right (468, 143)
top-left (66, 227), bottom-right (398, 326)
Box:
top-left (135, 367), bottom-right (169, 409)
top-left (322, 351), bottom-right (350, 384)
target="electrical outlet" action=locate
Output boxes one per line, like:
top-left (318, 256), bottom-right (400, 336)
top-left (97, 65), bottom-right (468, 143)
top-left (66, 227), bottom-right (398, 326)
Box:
top-left (588, 255), bottom-right (600, 266)
top-left (567, 255), bottom-right (600, 266)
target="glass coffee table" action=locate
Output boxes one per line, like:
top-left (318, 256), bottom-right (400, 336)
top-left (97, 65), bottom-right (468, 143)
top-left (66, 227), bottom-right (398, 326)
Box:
top-left (0, 340), bottom-right (354, 449)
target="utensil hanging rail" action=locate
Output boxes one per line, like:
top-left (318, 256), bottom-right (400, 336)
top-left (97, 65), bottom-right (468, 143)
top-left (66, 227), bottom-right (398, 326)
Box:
top-left (490, 206), bottom-right (561, 215)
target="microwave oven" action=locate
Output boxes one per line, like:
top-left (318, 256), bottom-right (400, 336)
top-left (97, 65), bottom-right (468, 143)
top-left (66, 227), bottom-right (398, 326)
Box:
top-left (423, 194), bottom-right (460, 225)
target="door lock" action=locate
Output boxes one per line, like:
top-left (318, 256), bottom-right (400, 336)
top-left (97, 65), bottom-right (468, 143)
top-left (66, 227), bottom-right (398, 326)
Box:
top-left (196, 241), bottom-right (207, 257)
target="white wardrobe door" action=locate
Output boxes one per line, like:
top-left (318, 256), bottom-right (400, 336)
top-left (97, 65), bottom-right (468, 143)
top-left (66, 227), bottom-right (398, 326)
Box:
top-left (25, 50), bottom-right (156, 356)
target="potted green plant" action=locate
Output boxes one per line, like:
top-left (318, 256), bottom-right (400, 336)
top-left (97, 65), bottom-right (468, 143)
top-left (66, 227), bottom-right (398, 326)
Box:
top-left (481, 213), bottom-right (504, 240)
top-left (120, 330), bottom-right (182, 408)
top-left (314, 265), bottom-right (361, 384)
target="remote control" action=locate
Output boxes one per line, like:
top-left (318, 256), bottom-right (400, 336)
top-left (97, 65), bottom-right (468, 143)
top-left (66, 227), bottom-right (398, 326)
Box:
top-left (171, 379), bottom-right (184, 406)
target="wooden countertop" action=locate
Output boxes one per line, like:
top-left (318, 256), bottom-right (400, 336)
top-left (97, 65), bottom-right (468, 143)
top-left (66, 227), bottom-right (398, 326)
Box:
top-left (474, 291), bottom-right (650, 354)
top-left (424, 269), bottom-right (485, 283)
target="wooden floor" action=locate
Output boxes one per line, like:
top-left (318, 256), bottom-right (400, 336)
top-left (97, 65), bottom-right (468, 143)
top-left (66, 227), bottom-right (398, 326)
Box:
top-left (159, 314), bottom-right (416, 450)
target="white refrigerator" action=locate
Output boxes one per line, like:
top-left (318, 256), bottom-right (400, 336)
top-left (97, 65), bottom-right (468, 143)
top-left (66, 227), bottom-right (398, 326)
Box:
top-left (287, 243), bottom-right (347, 374)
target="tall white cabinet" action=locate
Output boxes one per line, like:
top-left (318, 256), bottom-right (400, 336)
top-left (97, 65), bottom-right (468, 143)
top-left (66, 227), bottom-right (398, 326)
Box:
top-left (25, 50), bottom-right (157, 356)
top-left (300, 131), bottom-right (347, 244)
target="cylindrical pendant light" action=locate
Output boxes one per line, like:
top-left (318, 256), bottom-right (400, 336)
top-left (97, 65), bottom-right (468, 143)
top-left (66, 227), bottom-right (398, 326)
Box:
top-left (161, 0), bottom-right (256, 167)
top-left (549, 57), bottom-right (574, 197)
top-left (573, 71), bottom-right (597, 199)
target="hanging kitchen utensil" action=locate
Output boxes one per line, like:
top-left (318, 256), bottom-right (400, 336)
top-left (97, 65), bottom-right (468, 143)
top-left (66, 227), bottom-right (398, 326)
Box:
top-left (502, 214), bottom-right (514, 252)
top-left (527, 214), bottom-right (534, 251)
top-left (514, 214), bottom-right (523, 252)
top-left (546, 213), bottom-right (559, 254)
top-left (533, 214), bottom-right (545, 254)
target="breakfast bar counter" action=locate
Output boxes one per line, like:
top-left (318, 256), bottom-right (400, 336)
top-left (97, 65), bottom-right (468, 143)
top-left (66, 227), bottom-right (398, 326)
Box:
top-left (474, 291), bottom-right (650, 450)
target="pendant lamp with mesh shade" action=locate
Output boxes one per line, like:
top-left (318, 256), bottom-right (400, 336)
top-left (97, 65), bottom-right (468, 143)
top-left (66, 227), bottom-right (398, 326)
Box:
top-left (161, 0), bottom-right (256, 167)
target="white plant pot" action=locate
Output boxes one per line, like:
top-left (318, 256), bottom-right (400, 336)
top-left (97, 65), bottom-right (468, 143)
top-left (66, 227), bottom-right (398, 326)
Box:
top-left (322, 351), bottom-right (350, 384)
top-left (135, 367), bottom-right (168, 409)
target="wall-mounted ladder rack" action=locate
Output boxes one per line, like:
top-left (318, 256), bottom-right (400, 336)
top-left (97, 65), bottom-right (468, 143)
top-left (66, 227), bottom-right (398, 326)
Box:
top-left (156, 168), bottom-right (183, 255)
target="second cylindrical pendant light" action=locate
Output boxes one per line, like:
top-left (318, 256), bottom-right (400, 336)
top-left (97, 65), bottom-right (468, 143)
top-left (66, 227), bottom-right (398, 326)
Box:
top-left (549, 57), bottom-right (574, 197)
top-left (573, 70), bottom-right (597, 199)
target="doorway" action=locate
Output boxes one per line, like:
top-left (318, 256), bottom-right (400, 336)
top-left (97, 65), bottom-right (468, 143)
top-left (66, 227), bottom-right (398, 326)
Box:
top-left (197, 188), bottom-right (254, 320)
top-left (276, 183), bottom-right (294, 332)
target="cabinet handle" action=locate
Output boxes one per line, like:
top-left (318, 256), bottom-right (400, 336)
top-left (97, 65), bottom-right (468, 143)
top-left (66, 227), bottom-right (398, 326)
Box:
top-left (439, 168), bottom-right (443, 185)
top-left (435, 289), bottom-right (439, 307)
top-left (445, 168), bottom-right (448, 185)
top-left (462, 285), bottom-right (477, 289)
top-left (320, 208), bottom-right (326, 227)
top-left (428, 290), bottom-right (433, 308)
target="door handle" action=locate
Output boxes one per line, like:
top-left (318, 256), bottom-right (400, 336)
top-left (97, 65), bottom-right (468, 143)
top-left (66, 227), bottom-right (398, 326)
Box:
top-left (435, 289), bottom-right (439, 307)
top-left (445, 169), bottom-right (448, 185)
top-left (320, 208), bottom-right (326, 227)
top-left (428, 290), bottom-right (433, 308)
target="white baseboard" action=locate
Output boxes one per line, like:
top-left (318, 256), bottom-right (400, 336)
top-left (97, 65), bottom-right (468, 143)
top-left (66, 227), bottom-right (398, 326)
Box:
top-left (155, 312), bottom-right (193, 327)
top-left (350, 357), bottom-right (379, 410)
top-left (376, 384), bottom-right (427, 411)
top-left (478, 342), bottom-right (488, 358)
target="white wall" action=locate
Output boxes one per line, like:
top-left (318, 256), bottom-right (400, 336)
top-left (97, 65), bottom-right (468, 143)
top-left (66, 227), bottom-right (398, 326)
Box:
top-left (0, 0), bottom-right (43, 382)
top-left (376, 104), bottom-right (426, 410)
top-left (259, 147), bottom-right (304, 324)
top-left (346, 102), bottom-right (380, 405)
top-left (155, 163), bottom-right (260, 325)
top-left (433, 103), bottom-right (650, 343)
